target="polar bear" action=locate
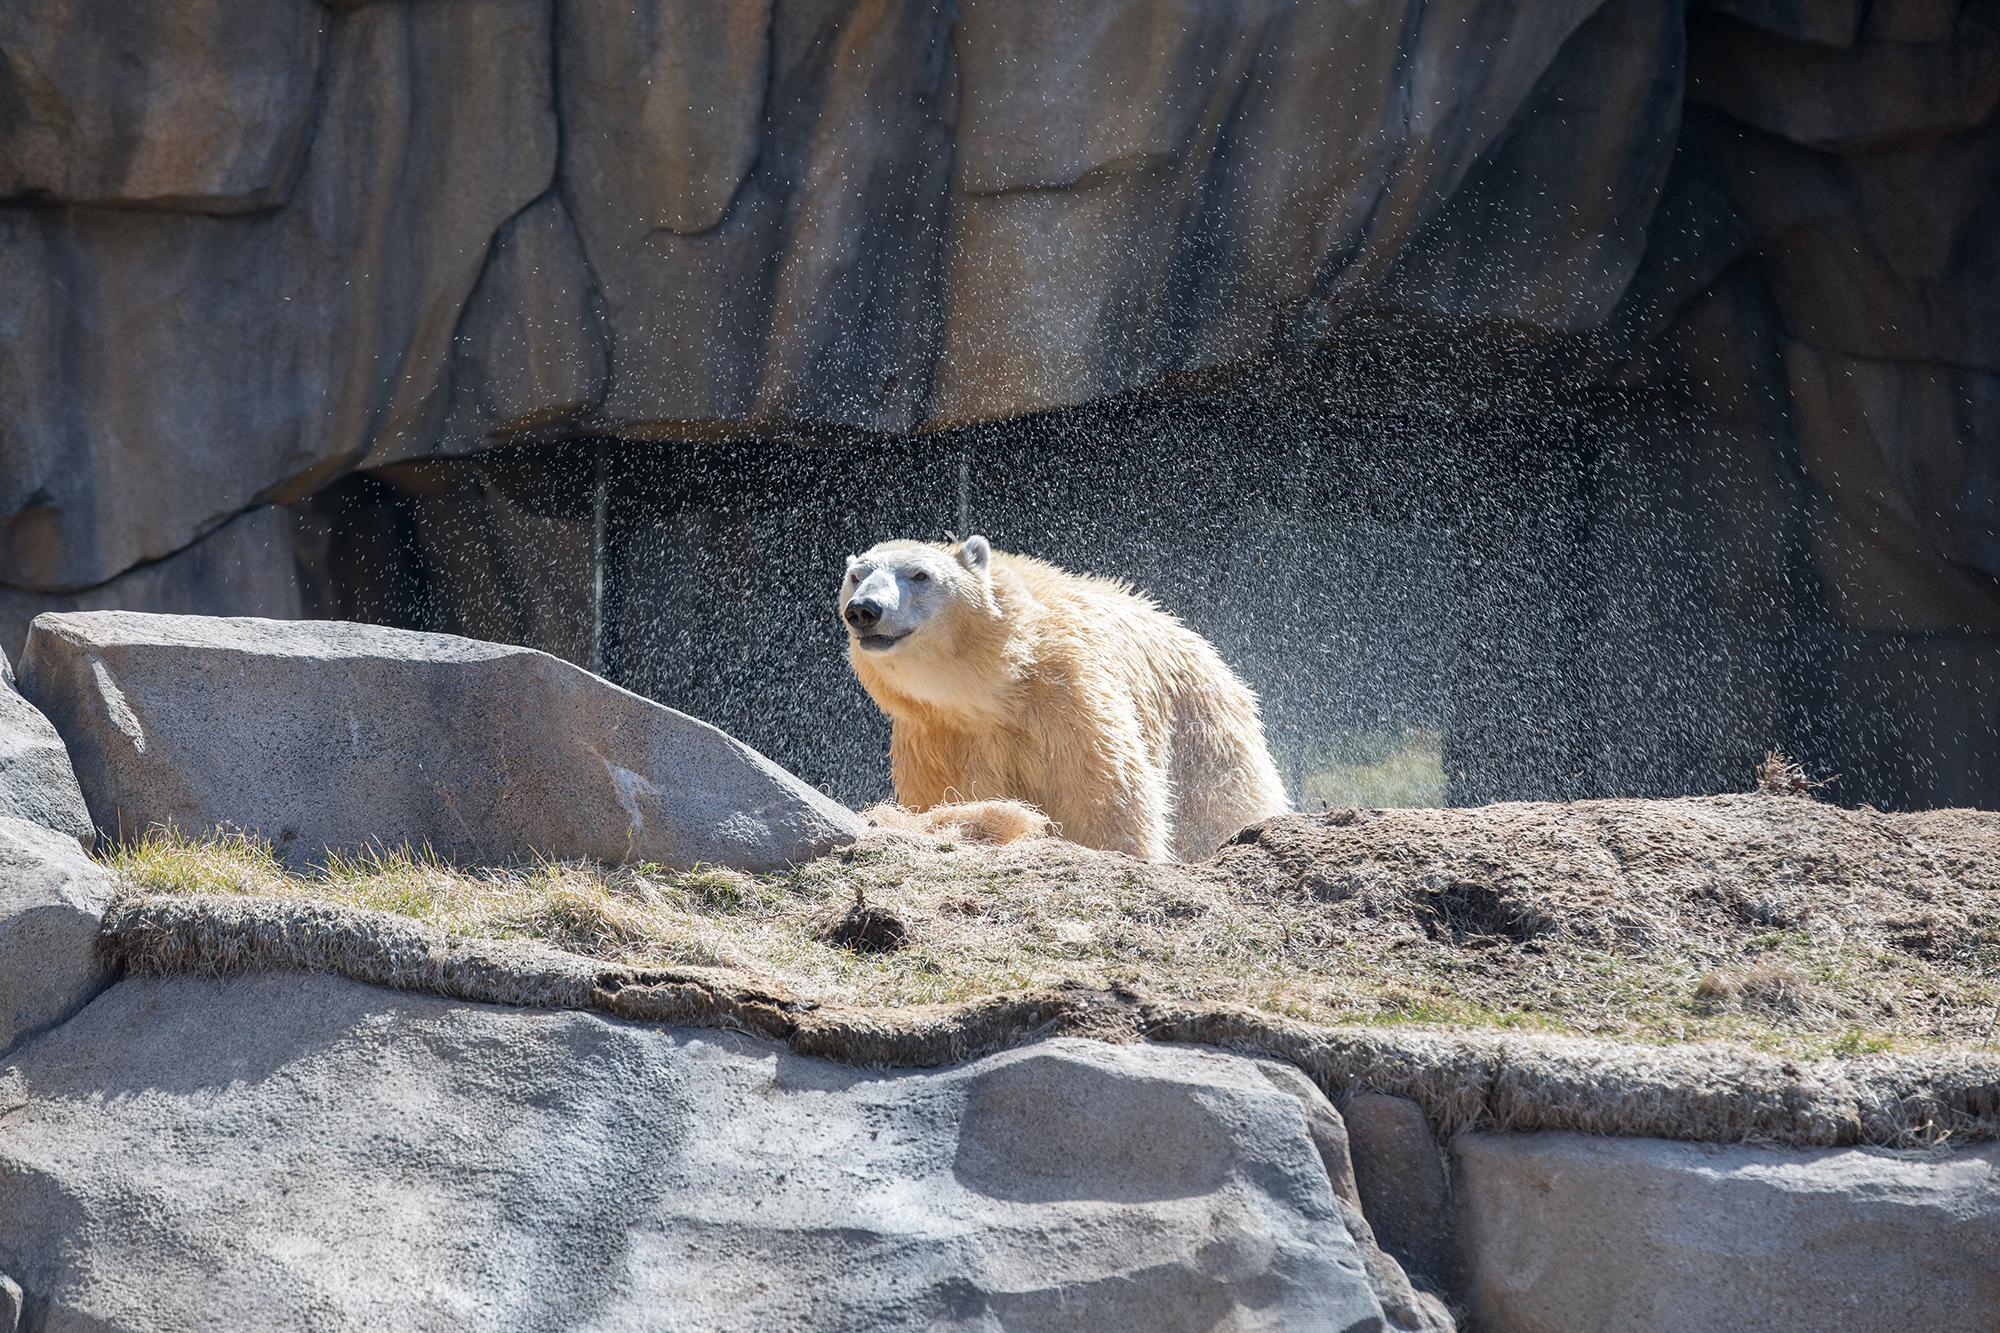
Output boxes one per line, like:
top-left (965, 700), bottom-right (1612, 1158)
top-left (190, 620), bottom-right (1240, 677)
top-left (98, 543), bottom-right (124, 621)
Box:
top-left (838, 535), bottom-right (1290, 861)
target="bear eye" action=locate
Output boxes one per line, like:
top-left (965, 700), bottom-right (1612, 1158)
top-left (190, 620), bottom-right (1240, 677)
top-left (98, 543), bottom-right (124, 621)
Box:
top-left (909, 570), bottom-right (930, 584)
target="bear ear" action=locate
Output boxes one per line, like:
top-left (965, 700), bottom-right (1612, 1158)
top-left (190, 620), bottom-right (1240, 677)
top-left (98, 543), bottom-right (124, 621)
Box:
top-left (958, 534), bottom-right (991, 574)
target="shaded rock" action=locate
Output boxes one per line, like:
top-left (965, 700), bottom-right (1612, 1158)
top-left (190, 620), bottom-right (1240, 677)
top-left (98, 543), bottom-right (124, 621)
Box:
top-left (0, 0), bottom-right (325, 211)
top-left (1344, 1091), bottom-right (1455, 1293)
top-left (442, 194), bottom-right (608, 446)
top-left (1454, 1131), bottom-right (2000, 1332)
top-left (1699, 0), bottom-right (1865, 46)
top-left (0, 971), bottom-right (1439, 1331)
top-left (17, 611), bottom-right (860, 871)
top-left (1690, 13), bottom-right (2000, 151)
top-left (0, 0), bottom-right (554, 591)
top-left (0, 647), bottom-right (91, 846)
top-left (0, 1275), bottom-right (18, 1333)
top-left (1386, 0), bottom-right (1687, 333)
top-left (0, 505), bottom-right (303, 665)
top-left (0, 815), bottom-right (116, 1059)
top-left (1784, 341), bottom-right (2000, 630)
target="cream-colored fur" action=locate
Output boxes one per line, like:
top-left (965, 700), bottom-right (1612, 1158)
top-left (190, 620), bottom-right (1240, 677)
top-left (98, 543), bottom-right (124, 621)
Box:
top-left (839, 536), bottom-right (1291, 861)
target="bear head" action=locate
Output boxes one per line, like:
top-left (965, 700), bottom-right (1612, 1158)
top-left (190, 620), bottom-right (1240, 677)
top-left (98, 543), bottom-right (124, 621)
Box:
top-left (838, 535), bottom-right (992, 659)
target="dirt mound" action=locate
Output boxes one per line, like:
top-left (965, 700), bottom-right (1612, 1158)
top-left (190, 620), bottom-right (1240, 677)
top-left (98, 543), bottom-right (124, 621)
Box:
top-left (1213, 793), bottom-right (2000, 961)
top-left (108, 791), bottom-right (2000, 1061)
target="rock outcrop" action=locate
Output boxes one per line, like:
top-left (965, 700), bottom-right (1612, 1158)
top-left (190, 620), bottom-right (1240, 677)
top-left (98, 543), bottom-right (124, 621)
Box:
top-left (0, 815), bottom-right (114, 1058)
top-left (0, 646), bottom-right (91, 845)
top-left (0, 972), bottom-right (1447, 1332)
top-left (17, 611), bottom-right (861, 871)
top-left (1455, 1131), bottom-right (2000, 1332)
top-left (1, 0), bottom-right (1993, 620)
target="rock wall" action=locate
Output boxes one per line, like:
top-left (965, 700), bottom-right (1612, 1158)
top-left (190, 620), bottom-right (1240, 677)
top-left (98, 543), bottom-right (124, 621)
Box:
top-left (4, 964), bottom-right (1996, 1330)
top-left (0, 1), bottom-right (1990, 583)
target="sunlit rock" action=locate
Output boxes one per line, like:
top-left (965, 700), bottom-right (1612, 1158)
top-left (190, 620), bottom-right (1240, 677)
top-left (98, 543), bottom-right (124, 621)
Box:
top-left (0, 974), bottom-right (1448, 1331)
top-left (1456, 1131), bottom-right (2000, 1332)
top-left (17, 611), bottom-right (861, 871)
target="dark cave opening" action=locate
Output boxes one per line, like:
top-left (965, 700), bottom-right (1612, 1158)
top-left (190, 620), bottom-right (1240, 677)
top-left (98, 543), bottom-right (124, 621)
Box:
top-left (291, 368), bottom-right (1996, 814)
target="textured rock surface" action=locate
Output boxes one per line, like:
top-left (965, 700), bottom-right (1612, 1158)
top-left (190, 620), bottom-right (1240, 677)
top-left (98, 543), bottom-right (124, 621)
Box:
top-left (0, 0), bottom-right (325, 210)
top-left (0, 505), bottom-right (303, 664)
top-left (0, 0), bottom-right (553, 590)
top-left (0, 815), bottom-right (115, 1058)
top-left (17, 611), bottom-right (860, 870)
top-left (1343, 1091), bottom-right (1455, 1294)
top-left (0, 646), bottom-right (91, 845)
top-left (1455, 1131), bottom-right (2000, 1332)
top-left (0, 972), bottom-right (1444, 1331)
top-left (0, 0), bottom-right (1992, 609)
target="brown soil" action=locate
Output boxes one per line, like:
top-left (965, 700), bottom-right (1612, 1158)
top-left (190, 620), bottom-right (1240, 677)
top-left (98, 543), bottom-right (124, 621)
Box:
top-left (111, 791), bottom-right (2000, 1061)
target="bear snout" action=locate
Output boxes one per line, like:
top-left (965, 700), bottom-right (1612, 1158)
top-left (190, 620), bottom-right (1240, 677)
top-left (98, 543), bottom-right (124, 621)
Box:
top-left (844, 600), bottom-right (883, 630)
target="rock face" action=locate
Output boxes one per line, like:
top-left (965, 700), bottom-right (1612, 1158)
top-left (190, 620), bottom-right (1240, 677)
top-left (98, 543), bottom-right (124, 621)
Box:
top-left (0, 505), bottom-right (303, 665)
top-left (0, 972), bottom-right (1443, 1331)
top-left (1455, 1131), bottom-right (2000, 1332)
top-left (0, 646), bottom-right (91, 845)
top-left (0, 815), bottom-right (115, 1058)
top-left (1, 1), bottom-right (1992, 593)
top-left (16, 611), bottom-right (861, 871)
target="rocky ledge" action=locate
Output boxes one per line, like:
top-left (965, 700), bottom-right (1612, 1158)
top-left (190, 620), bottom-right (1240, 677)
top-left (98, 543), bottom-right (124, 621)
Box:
top-left (2, 612), bottom-right (1997, 1330)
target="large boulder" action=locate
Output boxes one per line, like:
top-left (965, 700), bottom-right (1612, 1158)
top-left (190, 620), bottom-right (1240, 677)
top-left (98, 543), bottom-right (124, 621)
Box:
top-left (16, 611), bottom-right (860, 871)
top-left (1454, 1131), bottom-right (2000, 1332)
top-left (0, 646), bottom-right (91, 845)
top-left (0, 971), bottom-right (1446, 1331)
top-left (0, 815), bottom-right (116, 1059)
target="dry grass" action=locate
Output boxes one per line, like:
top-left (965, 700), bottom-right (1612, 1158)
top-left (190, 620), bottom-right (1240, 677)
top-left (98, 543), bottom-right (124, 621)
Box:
top-left (105, 792), bottom-right (2000, 1061)
top-left (1299, 729), bottom-right (1446, 809)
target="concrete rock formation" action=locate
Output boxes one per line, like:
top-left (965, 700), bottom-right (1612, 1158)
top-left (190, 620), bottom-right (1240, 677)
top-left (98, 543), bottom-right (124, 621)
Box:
top-left (0, 973), bottom-right (1448, 1332)
top-left (0, 646), bottom-right (91, 846)
top-left (17, 611), bottom-right (861, 871)
top-left (1455, 1131), bottom-right (2000, 1332)
top-left (0, 0), bottom-right (1992, 625)
top-left (0, 814), bottom-right (114, 1058)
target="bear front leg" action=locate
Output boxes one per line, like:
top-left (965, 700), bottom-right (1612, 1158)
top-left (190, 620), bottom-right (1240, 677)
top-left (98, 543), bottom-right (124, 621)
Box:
top-left (887, 722), bottom-right (972, 810)
top-left (1035, 703), bottom-right (1174, 861)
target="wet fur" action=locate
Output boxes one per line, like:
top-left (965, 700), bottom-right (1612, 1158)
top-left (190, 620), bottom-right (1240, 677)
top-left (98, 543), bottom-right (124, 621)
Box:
top-left (842, 538), bottom-right (1290, 861)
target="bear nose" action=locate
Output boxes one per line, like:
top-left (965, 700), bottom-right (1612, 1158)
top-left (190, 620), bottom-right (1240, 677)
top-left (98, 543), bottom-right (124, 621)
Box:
top-left (845, 600), bottom-right (881, 630)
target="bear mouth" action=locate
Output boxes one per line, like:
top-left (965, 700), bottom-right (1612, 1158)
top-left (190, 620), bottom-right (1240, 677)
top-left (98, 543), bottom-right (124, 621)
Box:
top-left (856, 632), bottom-right (907, 652)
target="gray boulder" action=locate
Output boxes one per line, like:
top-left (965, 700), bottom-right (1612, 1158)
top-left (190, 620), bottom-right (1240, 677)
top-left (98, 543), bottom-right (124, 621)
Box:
top-left (17, 611), bottom-right (860, 871)
top-left (1454, 1130), bottom-right (2000, 1332)
top-left (0, 646), bottom-right (91, 845)
top-left (0, 972), bottom-right (1442, 1331)
top-left (1344, 1091), bottom-right (1455, 1293)
top-left (0, 815), bottom-right (116, 1059)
